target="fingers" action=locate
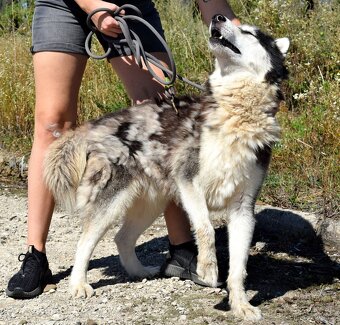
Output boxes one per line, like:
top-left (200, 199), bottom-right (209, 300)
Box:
top-left (90, 2), bottom-right (126, 38)
top-left (96, 14), bottom-right (122, 37)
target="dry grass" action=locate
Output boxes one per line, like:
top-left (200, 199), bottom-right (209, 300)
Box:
top-left (0, 0), bottom-right (339, 215)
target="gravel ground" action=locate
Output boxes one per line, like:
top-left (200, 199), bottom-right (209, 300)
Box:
top-left (0, 192), bottom-right (339, 325)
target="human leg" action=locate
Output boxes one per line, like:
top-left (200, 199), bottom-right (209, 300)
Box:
top-left (26, 0), bottom-right (92, 252)
top-left (164, 201), bottom-right (192, 245)
top-left (7, 52), bottom-right (87, 299)
top-left (107, 2), bottom-right (194, 246)
top-left (109, 52), bottom-right (193, 242)
top-left (28, 52), bottom-right (87, 252)
top-left (109, 52), bottom-right (168, 104)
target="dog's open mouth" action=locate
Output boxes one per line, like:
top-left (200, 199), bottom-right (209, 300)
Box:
top-left (210, 28), bottom-right (241, 54)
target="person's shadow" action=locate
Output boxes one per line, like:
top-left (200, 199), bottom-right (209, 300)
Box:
top-left (53, 208), bottom-right (339, 309)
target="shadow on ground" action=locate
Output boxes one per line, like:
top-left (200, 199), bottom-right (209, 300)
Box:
top-left (53, 208), bottom-right (339, 309)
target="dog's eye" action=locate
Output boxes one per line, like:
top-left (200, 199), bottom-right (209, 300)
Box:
top-left (211, 28), bottom-right (222, 38)
top-left (241, 30), bottom-right (255, 37)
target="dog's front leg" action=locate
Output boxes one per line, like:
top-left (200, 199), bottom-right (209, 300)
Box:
top-left (227, 202), bottom-right (262, 320)
top-left (177, 181), bottom-right (218, 287)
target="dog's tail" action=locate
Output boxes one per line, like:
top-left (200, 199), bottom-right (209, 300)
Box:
top-left (44, 130), bottom-right (87, 212)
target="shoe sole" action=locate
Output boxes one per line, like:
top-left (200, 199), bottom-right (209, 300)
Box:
top-left (6, 286), bottom-right (43, 299)
top-left (163, 264), bottom-right (224, 287)
top-left (6, 269), bottom-right (53, 299)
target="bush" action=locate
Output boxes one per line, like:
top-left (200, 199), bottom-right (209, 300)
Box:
top-left (0, 0), bottom-right (34, 34)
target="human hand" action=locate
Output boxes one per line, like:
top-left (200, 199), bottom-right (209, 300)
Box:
top-left (78, 0), bottom-right (125, 37)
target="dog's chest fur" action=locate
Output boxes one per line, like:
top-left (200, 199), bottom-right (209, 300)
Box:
top-left (196, 78), bottom-right (281, 208)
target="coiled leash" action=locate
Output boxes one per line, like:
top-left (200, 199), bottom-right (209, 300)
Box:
top-left (85, 4), bottom-right (205, 99)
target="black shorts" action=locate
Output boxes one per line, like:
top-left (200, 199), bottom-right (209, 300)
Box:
top-left (31, 0), bottom-right (166, 58)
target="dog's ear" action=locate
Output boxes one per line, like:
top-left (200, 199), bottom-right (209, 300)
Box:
top-left (275, 37), bottom-right (290, 57)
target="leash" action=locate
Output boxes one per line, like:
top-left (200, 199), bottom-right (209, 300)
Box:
top-left (85, 4), bottom-right (205, 92)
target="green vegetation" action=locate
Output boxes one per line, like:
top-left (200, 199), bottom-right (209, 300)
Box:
top-left (0, 0), bottom-right (33, 34)
top-left (0, 0), bottom-right (339, 216)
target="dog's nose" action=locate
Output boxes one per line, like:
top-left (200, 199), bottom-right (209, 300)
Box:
top-left (212, 14), bottom-right (226, 23)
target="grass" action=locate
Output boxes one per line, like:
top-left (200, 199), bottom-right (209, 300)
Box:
top-left (0, 0), bottom-right (339, 216)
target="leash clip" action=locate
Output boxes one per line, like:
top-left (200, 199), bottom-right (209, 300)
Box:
top-left (164, 77), bottom-right (178, 114)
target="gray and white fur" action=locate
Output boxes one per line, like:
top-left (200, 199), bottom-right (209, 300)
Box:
top-left (44, 15), bottom-right (289, 321)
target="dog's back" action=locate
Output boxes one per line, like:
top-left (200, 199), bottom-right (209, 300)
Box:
top-left (44, 96), bottom-right (211, 211)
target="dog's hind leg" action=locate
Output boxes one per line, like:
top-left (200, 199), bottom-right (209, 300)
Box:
top-left (177, 181), bottom-right (218, 287)
top-left (226, 198), bottom-right (262, 321)
top-left (69, 208), bottom-right (113, 298)
top-left (114, 196), bottom-right (166, 279)
top-left (70, 188), bottom-right (134, 298)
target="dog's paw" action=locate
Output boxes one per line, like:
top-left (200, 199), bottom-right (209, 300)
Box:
top-left (196, 257), bottom-right (218, 287)
top-left (229, 289), bottom-right (262, 321)
top-left (232, 302), bottom-right (262, 321)
top-left (70, 282), bottom-right (94, 298)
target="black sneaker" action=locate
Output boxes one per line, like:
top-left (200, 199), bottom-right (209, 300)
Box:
top-left (6, 245), bottom-right (52, 299)
top-left (160, 240), bottom-right (223, 287)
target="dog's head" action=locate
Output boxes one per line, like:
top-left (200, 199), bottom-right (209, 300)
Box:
top-left (209, 15), bottom-right (289, 84)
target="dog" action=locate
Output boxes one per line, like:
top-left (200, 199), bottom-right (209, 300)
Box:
top-left (44, 15), bottom-right (289, 321)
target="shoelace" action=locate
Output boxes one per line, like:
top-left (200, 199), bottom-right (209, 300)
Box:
top-left (18, 252), bottom-right (41, 275)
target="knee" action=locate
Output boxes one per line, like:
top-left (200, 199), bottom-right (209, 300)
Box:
top-left (46, 122), bottom-right (76, 138)
top-left (34, 120), bottom-right (75, 144)
top-left (46, 123), bottom-right (63, 139)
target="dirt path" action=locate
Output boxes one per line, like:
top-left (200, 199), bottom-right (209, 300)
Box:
top-left (0, 193), bottom-right (339, 325)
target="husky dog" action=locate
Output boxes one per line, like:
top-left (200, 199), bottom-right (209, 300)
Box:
top-left (44, 15), bottom-right (289, 320)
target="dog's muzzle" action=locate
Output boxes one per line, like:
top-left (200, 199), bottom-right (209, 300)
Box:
top-left (209, 15), bottom-right (241, 55)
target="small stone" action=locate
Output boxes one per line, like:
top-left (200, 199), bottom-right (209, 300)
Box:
top-left (282, 291), bottom-right (296, 301)
top-left (58, 265), bottom-right (67, 270)
top-left (254, 242), bottom-right (267, 251)
top-left (203, 288), bottom-right (215, 294)
top-left (320, 296), bottom-right (333, 303)
top-left (86, 319), bottom-right (98, 325)
top-left (51, 314), bottom-right (62, 321)
top-left (44, 284), bottom-right (57, 292)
